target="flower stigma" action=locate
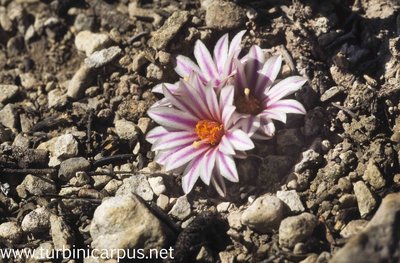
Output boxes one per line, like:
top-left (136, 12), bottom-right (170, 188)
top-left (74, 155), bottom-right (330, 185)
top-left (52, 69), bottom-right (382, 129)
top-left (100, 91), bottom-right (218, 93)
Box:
top-left (193, 120), bottom-right (224, 148)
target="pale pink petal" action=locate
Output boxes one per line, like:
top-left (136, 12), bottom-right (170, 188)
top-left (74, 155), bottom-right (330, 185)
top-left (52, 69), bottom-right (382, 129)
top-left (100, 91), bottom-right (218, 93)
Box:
top-left (245, 46), bottom-right (265, 89)
top-left (162, 85), bottom-right (194, 115)
top-left (179, 78), bottom-right (212, 119)
top-left (219, 85), bottom-right (234, 110)
top-left (226, 129), bottom-right (254, 151)
top-left (235, 116), bottom-right (261, 137)
top-left (260, 117), bottom-right (276, 137)
top-left (152, 131), bottom-right (198, 151)
top-left (182, 156), bottom-right (202, 194)
top-left (213, 33), bottom-right (229, 74)
top-left (199, 147), bottom-right (217, 185)
top-left (147, 107), bottom-right (198, 131)
top-left (204, 84), bottom-right (220, 120)
top-left (218, 135), bottom-right (235, 155)
top-left (265, 76), bottom-right (307, 104)
top-left (165, 143), bottom-right (210, 171)
top-left (146, 126), bottom-right (169, 144)
top-left (267, 99), bottom-right (306, 115)
top-left (150, 98), bottom-right (170, 108)
top-left (221, 105), bottom-right (236, 128)
top-left (217, 152), bottom-right (239, 182)
top-left (228, 30), bottom-right (246, 57)
top-left (256, 55), bottom-right (282, 95)
top-left (194, 40), bottom-right (218, 81)
top-left (210, 171), bottom-right (227, 197)
top-left (152, 82), bottom-right (179, 94)
top-left (175, 55), bottom-right (202, 79)
top-left (234, 59), bottom-right (248, 92)
top-left (260, 110), bottom-right (287, 123)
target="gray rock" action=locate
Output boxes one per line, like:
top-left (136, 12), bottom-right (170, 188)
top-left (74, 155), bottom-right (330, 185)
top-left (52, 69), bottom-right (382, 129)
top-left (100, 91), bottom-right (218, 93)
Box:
top-left (103, 179), bottom-right (123, 195)
top-left (146, 63), bottom-right (164, 80)
top-left (227, 210), bottom-right (242, 230)
top-left (277, 190), bottom-right (305, 213)
top-left (169, 195), bottom-right (191, 220)
top-left (241, 195), bottom-right (284, 233)
top-left (0, 222), bottom-right (23, 244)
top-left (58, 157), bottom-right (90, 182)
top-left (0, 84), bottom-right (19, 104)
top-left (156, 194), bottom-right (169, 211)
top-left (67, 64), bottom-right (95, 100)
top-left (74, 14), bottom-right (95, 32)
top-left (50, 215), bottom-right (74, 250)
top-left (0, 104), bottom-right (18, 129)
top-left (353, 181), bottom-right (376, 217)
top-left (12, 133), bottom-right (30, 148)
top-left (295, 149), bottom-right (322, 173)
top-left (54, 134), bottom-right (79, 160)
top-left (17, 174), bottom-right (56, 198)
top-left (330, 193), bottom-right (400, 263)
top-left (115, 119), bottom-right (139, 140)
top-left (92, 175), bottom-right (112, 189)
top-left (320, 86), bottom-right (345, 102)
top-left (362, 161), bottom-right (386, 189)
top-left (148, 176), bottom-right (166, 196)
top-left (21, 207), bottom-right (51, 233)
top-left (75, 31), bottom-right (111, 56)
top-left (279, 212), bottom-right (318, 248)
top-left (48, 88), bottom-right (68, 109)
top-left (205, 0), bottom-right (246, 30)
top-left (149, 11), bottom-right (190, 50)
top-left (340, 219), bottom-right (368, 238)
top-left (116, 174), bottom-right (154, 201)
top-left (90, 195), bottom-right (172, 256)
top-left (85, 46), bottom-right (122, 69)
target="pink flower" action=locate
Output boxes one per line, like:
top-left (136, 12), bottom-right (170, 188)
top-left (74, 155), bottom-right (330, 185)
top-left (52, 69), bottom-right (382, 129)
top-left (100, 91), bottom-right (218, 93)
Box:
top-left (146, 74), bottom-right (254, 196)
top-left (152, 30), bottom-right (246, 95)
top-left (233, 46), bottom-right (307, 139)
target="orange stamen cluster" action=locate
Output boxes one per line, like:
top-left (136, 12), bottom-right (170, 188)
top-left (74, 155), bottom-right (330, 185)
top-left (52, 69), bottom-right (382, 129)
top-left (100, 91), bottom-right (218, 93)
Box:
top-left (235, 88), bottom-right (262, 115)
top-left (194, 120), bottom-right (224, 146)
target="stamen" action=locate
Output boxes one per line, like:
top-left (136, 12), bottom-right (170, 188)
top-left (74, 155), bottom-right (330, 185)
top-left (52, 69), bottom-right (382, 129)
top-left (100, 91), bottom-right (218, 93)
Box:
top-left (244, 88), bottom-right (250, 98)
top-left (194, 120), bottom-right (224, 146)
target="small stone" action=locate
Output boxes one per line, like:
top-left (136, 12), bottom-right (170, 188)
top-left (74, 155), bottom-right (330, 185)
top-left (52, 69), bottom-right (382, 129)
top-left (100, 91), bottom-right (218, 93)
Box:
top-left (362, 161), bottom-right (386, 189)
top-left (0, 222), bottom-right (23, 244)
top-left (0, 84), bottom-right (19, 104)
top-left (277, 190), bottom-right (305, 213)
top-left (279, 212), bottom-right (318, 248)
top-left (219, 251), bottom-right (235, 263)
top-left (103, 179), bottom-right (123, 195)
top-left (295, 149), bottom-right (322, 173)
top-left (196, 246), bottom-right (214, 263)
top-left (32, 242), bottom-right (54, 261)
top-left (75, 31), bottom-right (112, 56)
top-left (320, 86), bottom-right (345, 102)
top-left (216, 202), bottom-right (231, 213)
top-left (90, 195), bottom-right (172, 254)
top-left (205, 0), bottom-right (246, 30)
top-left (338, 177), bottom-right (352, 192)
top-left (85, 46), bottom-right (122, 69)
top-left (138, 117), bottom-right (151, 134)
top-left (58, 157), bottom-right (90, 182)
top-left (92, 175), bottom-right (112, 189)
top-left (0, 104), bottom-right (18, 129)
top-left (74, 14), bottom-right (95, 32)
top-left (17, 174), bottom-right (56, 198)
top-left (148, 176), bottom-right (166, 196)
top-left (116, 174), bottom-right (154, 201)
top-left (156, 194), bottom-right (169, 211)
top-left (293, 242), bottom-right (306, 255)
top-left (149, 11), bottom-right (190, 50)
top-left (339, 194), bottom-right (357, 208)
top-left (146, 63), bottom-right (164, 80)
top-left (48, 88), bottom-right (68, 109)
top-left (241, 195), bottom-right (285, 233)
top-left (340, 219), bottom-right (368, 238)
top-left (130, 51), bottom-right (147, 72)
top-left (67, 65), bottom-right (95, 100)
top-left (353, 181), bottom-right (377, 217)
top-left (12, 133), bottom-right (30, 148)
top-left (227, 210), bottom-right (242, 230)
top-left (300, 254), bottom-right (319, 263)
top-left (169, 196), bottom-right (191, 220)
top-left (21, 207), bottom-right (51, 233)
top-left (50, 215), bottom-right (74, 250)
top-left (53, 134), bottom-right (79, 162)
top-left (115, 119), bottom-right (139, 140)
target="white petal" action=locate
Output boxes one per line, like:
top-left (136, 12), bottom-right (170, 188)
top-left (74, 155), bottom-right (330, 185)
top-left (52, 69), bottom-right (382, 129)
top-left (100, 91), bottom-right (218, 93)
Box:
top-left (226, 129), bottom-right (254, 151)
top-left (256, 55), bottom-right (282, 94)
top-left (146, 126), bottom-right (169, 144)
top-left (199, 147), bottom-right (217, 185)
top-left (165, 143), bottom-right (210, 171)
top-left (266, 76), bottom-right (307, 104)
top-left (210, 172), bottom-right (227, 197)
top-left (267, 99), bottom-right (306, 114)
top-left (152, 131), bottom-right (198, 151)
top-left (218, 135), bottom-right (235, 155)
top-left (174, 55), bottom-right (201, 78)
top-left (213, 33), bottom-right (229, 74)
top-left (194, 40), bottom-right (218, 81)
top-left (217, 152), bottom-right (239, 182)
top-left (182, 157), bottom-right (202, 194)
top-left (147, 107), bottom-right (198, 131)
top-left (228, 30), bottom-right (246, 57)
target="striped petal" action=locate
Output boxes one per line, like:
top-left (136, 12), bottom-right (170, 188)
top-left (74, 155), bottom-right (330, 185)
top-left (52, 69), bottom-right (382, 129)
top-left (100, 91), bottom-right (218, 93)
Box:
top-left (199, 147), bottom-right (218, 185)
top-left (256, 55), bottom-right (282, 95)
top-left (234, 59), bottom-right (248, 92)
top-left (152, 82), bottom-right (179, 94)
top-left (266, 76), bottom-right (307, 104)
top-left (228, 30), bottom-right (246, 57)
top-left (221, 105), bottom-right (236, 128)
top-left (204, 84), bottom-right (220, 120)
top-left (260, 109), bottom-right (287, 123)
top-left (152, 131), bottom-right (198, 151)
top-left (267, 99), bottom-right (306, 115)
top-left (246, 46), bottom-right (265, 89)
top-left (147, 107), bottom-right (198, 131)
top-left (219, 85), bottom-right (234, 110)
top-left (182, 156), bottom-right (203, 194)
top-left (211, 171), bottom-right (227, 197)
top-left (213, 34), bottom-right (229, 74)
top-left (175, 55), bottom-right (201, 79)
top-left (165, 143), bottom-right (210, 171)
top-left (219, 135), bottom-right (235, 155)
top-left (217, 152), bottom-right (239, 182)
top-left (179, 78), bottom-right (212, 119)
top-left (225, 129), bottom-right (254, 151)
top-left (194, 40), bottom-right (218, 81)
top-left (146, 126), bottom-right (169, 144)
top-left (235, 116), bottom-right (261, 137)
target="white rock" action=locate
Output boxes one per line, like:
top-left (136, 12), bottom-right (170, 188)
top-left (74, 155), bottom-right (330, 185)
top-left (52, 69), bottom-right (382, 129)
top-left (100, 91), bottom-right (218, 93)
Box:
top-left (340, 219), bottom-right (368, 238)
top-left (216, 202), bottom-right (231, 213)
top-left (0, 222), bottom-right (23, 244)
top-left (227, 210), bottom-right (242, 230)
top-left (116, 174), bottom-right (154, 201)
top-left (353, 181), bottom-right (377, 217)
top-left (279, 213), bottom-right (318, 248)
top-left (115, 119), bottom-right (139, 140)
top-left (50, 215), bottom-right (74, 250)
top-left (0, 84), bottom-right (19, 104)
top-left (21, 207), bottom-right (51, 233)
top-left (156, 194), bottom-right (169, 211)
top-left (169, 196), bottom-right (191, 220)
top-left (148, 176), bottom-right (166, 196)
top-left (277, 190), bottom-right (305, 213)
top-left (75, 31), bottom-right (111, 56)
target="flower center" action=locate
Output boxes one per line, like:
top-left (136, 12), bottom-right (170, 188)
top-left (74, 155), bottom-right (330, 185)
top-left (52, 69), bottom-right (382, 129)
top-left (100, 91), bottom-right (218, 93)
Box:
top-left (235, 88), bottom-right (263, 115)
top-left (194, 120), bottom-right (224, 147)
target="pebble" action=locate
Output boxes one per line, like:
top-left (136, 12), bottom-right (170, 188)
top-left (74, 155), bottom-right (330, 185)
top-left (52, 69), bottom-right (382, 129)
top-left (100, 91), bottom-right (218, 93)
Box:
top-left (67, 64), bottom-right (95, 100)
top-left (146, 63), bottom-right (164, 80)
top-left (31, 242), bottom-right (54, 261)
top-left (227, 210), bottom-right (243, 230)
top-left (279, 212), bottom-right (318, 248)
top-left (74, 14), bottom-right (95, 32)
top-left (0, 222), bottom-right (23, 244)
top-left (339, 194), bottom-right (357, 208)
top-left (47, 88), bottom-right (68, 109)
top-left (58, 157), bottom-right (90, 182)
top-left (75, 31), bottom-right (112, 56)
top-left (205, 0), bottom-right (246, 30)
top-left (0, 104), bottom-right (18, 129)
top-left (149, 11), bottom-right (190, 50)
top-left (92, 175), bottom-right (112, 189)
top-left (21, 207), bottom-right (51, 233)
top-left (50, 215), bottom-right (74, 250)
top-left (137, 117), bottom-right (151, 134)
top-left (338, 177), bottom-right (352, 192)
top-left (114, 119), bottom-right (139, 140)
top-left (85, 46), bottom-right (122, 68)
top-left (320, 86), bottom-right (345, 102)
top-left (16, 174), bottom-right (56, 198)
top-left (168, 195), bottom-right (191, 220)
top-left (340, 219), bottom-right (368, 238)
top-left (0, 84), bottom-right (19, 104)
top-left (362, 161), bottom-right (386, 189)
top-left (295, 149), bottom-right (322, 173)
top-left (40, 134), bottom-right (79, 166)
top-left (300, 254), bottom-right (318, 263)
top-left (216, 202), bottom-right (231, 213)
top-left (148, 176), bottom-right (166, 196)
top-left (12, 133), bottom-right (30, 148)
top-left (103, 179), bottom-right (123, 195)
top-left (90, 195), bottom-right (172, 254)
top-left (353, 181), bottom-right (377, 217)
top-left (277, 190), bottom-right (305, 213)
top-left (116, 174), bottom-right (154, 201)
top-left (241, 195), bottom-right (285, 233)
top-left (156, 194), bottom-right (169, 211)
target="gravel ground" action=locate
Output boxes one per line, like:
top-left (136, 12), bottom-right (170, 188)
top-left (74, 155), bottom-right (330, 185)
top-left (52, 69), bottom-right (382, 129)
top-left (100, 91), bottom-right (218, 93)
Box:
top-left (0, 0), bottom-right (400, 262)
